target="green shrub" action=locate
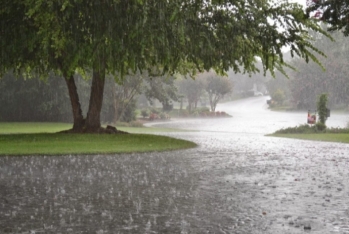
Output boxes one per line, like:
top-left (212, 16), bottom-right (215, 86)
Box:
top-left (315, 122), bottom-right (326, 131)
top-left (141, 109), bottom-right (149, 118)
top-left (272, 89), bottom-right (286, 105)
top-left (115, 121), bottom-right (130, 127)
top-left (274, 124), bottom-right (349, 134)
top-left (159, 112), bottom-right (166, 119)
top-left (129, 120), bottom-right (144, 127)
top-left (317, 93), bottom-right (328, 125)
top-left (197, 107), bottom-right (210, 113)
top-left (325, 127), bottom-right (349, 134)
top-left (150, 108), bottom-right (160, 114)
top-left (274, 124), bottom-right (314, 134)
top-left (179, 109), bottom-right (189, 117)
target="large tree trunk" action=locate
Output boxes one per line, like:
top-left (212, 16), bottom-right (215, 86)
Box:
top-left (64, 75), bottom-right (85, 132)
top-left (85, 67), bottom-right (106, 132)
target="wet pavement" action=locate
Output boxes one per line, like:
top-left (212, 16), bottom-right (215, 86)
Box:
top-left (1, 96), bottom-right (349, 233)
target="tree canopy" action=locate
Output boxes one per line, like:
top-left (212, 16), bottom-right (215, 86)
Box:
top-left (307, 0), bottom-right (349, 36)
top-left (1, 0), bottom-right (328, 132)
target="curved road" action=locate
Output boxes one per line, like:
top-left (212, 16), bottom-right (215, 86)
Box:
top-left (1, 97), bottom-right (349, 233)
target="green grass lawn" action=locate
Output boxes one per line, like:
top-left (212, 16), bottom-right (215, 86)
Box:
top-left (0, 122), bottom-right (189, 134)
top-left (269, 133), bottom-right (349, 144)
top-left (0, 122), bottom-right (197, 156)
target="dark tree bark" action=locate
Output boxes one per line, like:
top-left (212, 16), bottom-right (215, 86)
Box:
top-left (64, 75), bottom-right (85, 132)
top-left (85, 67), bottom-right (106, 132)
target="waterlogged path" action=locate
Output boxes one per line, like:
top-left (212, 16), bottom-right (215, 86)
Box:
top-left (1, 97), bottom-right (349, 233)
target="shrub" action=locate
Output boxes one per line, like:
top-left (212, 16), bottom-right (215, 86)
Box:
top-left (326, 127), bottom-right (349, 133)
top-left (273, 124), bottom-right (349, 134)
top-left (197, 107), bottom-right (210, 113)
top-left (315, 122), bottom-right (326, 131)
top-left (272, 89), bottom-right (286, 105)
top-left (317, 93), bottom-right (328, 125)
top-left (159, 112), bottom-right (166, 119)
top-left (115, 121), bottom-right (129, 127)
top-left (129, 120), bottom-right (144, 127)
top-left (179, 109), bottom-right (190, 117)
top-left (141, 109), bottom-right (149, 118)
top-left (274, 124), bottom-right (314, 134)
top-left (150, 108), bottom-right (160, 114)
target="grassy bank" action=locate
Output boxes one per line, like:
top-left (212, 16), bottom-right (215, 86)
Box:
top-left (0, 133), bottom-right (197, 156)
top-left (0, 122), bottom-right (197, 156)
top-left (269, 124), bottom-right (349, 144)
top-left (269, 133), bottom-right (349, 144)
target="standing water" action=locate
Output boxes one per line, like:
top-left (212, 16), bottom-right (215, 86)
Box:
top-left (1, 96), bottom-right (349, 233)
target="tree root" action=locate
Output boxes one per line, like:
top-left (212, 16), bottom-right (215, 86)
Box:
top-left (59, 125), bottom-right (129, 134)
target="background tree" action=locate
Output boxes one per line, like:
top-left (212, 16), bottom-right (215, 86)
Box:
top-left (177, 76), bottom-right (205, 112)
top-left (272, 89), bottom-right (286, 106)
top-left (288, 28), bottom-right (349, 110)
top-left (201, 72), bottom-right (233, 112)
top-left (109, 74), bottom-right (143, 123)
top-left (143, 74), bottom-right (178, 112)
top-left (1, 0), bottom-right (328, 133)
top-left (0, 73), bottom-right (71, 122)
top-left (229, 61), bottom-right (274, 98)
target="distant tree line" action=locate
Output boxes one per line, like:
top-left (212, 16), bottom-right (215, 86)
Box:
top-left (0, 72), bottom-right (73, 122)
top-left (0, 70), bottom-right (233, 122)
top-left (266, 26), bottom-right (349, 110)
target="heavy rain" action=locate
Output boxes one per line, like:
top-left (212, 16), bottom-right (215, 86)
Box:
top-left (1, 0), bottom-right (349, 234)
top-left (1, 96), bottom-right (349, 233)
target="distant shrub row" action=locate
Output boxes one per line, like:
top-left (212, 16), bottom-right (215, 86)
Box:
top-left (274, 124), bottom-right (349, 134)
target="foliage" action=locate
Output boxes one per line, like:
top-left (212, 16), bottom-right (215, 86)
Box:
top-left (1, 0), bottom-right (330, 132)
top-left (315, 122), bottom-right (327, 131)
top-left (177, 75), bottom-right (205, 112)
top-left (271, 89), bottom-right (286, 106)
top-left (115, 120), bottom-right (144, 128)
top-left (0, 72), bottom-right (72, 122)
top-left (229, 61), bottom-right (271, 97)
top-left (288, 28), bottom-right (349, 110)
top-left (274, 124), bottom-right (317, 134)
top-left (274, 124), bottom-right (349, 134)
top-left (143, 74), bottom-right (178, 111)
top-left (115, 99), bottom-right (137, 123)
top-left (104, 74), bottom-right (143, 123)
top-left (0, 72), bottom-right (121, 123)
top-left (201, 71), bottom-right (233, 111)
top-left (141, 110), bottom-right (149, 118)
top-left (317, 93), bottom-right (328, 125)
top-left (307, 0), bottom-right (349, 36)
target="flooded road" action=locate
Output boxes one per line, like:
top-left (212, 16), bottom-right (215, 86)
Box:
top-left (1, 97), bottom-right (349, 233)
